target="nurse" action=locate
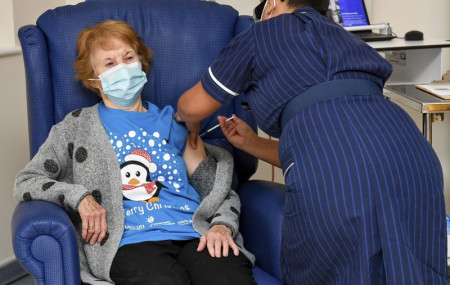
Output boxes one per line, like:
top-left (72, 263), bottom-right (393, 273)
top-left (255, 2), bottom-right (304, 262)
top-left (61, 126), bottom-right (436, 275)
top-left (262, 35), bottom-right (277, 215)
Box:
top-left (176, 0), bottom-right (447, 284)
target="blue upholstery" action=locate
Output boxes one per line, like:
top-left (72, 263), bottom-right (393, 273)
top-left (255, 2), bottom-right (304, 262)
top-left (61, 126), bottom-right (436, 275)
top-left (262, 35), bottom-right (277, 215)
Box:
top-left (12, 201), bottom-right (81, 285)
top-left (12, 0), bottom-right (285, 284)
top-left (239, 181), bottom-right (286, 281)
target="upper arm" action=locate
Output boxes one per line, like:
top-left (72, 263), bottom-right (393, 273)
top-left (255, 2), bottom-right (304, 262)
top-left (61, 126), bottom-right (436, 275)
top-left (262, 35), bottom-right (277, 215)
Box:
top-left (177, 28), bottom-right (255, 123)
top-left (14, 123), bottom-right (90, 208)
top-left (200, 28), bottom-right (255, 104)
top-left (183, 135), bottom-right (207, 177)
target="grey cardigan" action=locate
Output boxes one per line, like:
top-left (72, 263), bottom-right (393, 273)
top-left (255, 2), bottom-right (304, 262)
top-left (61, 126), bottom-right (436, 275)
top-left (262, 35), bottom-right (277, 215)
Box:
top-left (14, 105), bottom-right (255, 285)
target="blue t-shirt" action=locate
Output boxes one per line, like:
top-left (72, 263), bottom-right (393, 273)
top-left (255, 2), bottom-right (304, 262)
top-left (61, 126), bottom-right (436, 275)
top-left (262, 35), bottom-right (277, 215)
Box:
top-left (98, 102), bottom-right (201, 247)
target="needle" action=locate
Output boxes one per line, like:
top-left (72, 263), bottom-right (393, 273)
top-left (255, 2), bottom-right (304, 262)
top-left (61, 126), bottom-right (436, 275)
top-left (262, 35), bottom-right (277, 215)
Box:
top-left (199, 116), bottom-right (233, 137)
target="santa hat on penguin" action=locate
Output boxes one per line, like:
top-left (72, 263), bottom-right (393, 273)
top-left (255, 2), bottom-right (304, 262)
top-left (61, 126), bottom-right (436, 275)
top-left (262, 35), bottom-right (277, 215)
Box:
top-left (125, 149), bottom-right (157, 173)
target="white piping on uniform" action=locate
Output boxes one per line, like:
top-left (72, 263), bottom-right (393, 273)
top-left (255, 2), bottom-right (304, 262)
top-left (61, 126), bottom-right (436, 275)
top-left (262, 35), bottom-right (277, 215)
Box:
top-left (283, 162), bottom-right (294, 177)
top-left (208, 67), bottom-right (239, 96)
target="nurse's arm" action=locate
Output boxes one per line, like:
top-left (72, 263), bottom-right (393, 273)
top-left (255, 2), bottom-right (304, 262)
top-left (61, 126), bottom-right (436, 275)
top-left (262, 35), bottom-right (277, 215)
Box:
top-left (218, 115), bottom-right (281, 168)
top-left (246, 135), bottom-right (280, 168)
top-left (177, 81), bottom-right (223, 148)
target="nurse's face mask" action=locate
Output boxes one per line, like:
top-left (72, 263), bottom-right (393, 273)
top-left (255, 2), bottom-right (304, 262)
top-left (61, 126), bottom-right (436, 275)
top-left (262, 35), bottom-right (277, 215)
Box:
top-left (253, 0), bottom-right (275, 22)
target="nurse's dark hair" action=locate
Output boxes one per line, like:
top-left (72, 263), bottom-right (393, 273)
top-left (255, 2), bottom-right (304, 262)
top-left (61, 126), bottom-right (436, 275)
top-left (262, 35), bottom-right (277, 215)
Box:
top-left (283, 0), bottom-right (330, 16)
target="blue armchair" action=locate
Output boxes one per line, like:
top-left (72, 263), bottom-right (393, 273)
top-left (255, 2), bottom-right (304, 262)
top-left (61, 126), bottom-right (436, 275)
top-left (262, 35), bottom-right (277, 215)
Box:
top-left (12, 0), bottom-right (285, 284)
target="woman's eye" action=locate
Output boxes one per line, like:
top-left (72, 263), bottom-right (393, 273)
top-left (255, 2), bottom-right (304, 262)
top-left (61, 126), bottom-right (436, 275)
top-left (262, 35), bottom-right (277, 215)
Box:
top-left (106, 62), bottom-right (114, 67)
top-left (125, 56), bottom-right (134, 62)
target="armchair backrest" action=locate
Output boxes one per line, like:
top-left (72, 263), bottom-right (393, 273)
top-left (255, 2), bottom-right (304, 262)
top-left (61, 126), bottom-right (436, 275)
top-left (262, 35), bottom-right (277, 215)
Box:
top-left (19, 0), bottom-right (257, 183)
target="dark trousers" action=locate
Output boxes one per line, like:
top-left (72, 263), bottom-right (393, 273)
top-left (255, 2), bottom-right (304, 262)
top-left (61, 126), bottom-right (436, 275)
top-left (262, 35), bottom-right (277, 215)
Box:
top-left (110, 239), bottom-right (257, 285)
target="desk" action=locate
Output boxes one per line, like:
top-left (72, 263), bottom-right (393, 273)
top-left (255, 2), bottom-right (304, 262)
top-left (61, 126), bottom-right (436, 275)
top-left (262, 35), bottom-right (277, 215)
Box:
top-left (368, 38), bottom-right (450, 85)
top-left (384, 85), bottom-right (450, 143)
top-left (368, 38), bottom-right (450, 143)
top-left (373, 38), bottom-right (450, 213)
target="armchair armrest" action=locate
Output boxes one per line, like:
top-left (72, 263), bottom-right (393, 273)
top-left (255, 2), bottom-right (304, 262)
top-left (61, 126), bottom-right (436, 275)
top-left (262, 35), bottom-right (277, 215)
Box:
top-left (239, 180), bottom-right (285, 282)
top-left (11, 201), bottom-right (81, 285)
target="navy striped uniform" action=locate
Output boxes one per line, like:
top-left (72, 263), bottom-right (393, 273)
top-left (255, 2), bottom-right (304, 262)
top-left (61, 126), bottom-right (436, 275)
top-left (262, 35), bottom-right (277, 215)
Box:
top-left (201, 6), bottom-right (447, 285)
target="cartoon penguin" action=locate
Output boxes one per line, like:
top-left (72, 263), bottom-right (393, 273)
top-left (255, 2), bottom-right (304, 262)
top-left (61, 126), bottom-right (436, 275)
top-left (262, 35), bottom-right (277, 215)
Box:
top-left (120, 149), bottom-right (166, 203)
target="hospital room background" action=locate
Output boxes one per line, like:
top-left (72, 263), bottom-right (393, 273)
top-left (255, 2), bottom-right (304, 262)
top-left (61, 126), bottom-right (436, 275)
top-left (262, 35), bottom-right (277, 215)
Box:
top-left (0, 0), bottom-right (449, 276)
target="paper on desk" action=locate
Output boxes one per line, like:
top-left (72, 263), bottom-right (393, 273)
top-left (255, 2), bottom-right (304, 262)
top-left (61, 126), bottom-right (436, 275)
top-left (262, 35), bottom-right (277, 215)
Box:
top-left (416, 81), bottom-right (450, 100)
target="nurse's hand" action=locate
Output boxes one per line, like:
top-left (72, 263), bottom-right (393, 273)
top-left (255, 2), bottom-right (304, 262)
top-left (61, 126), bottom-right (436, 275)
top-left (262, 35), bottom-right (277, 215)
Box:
top-left (219, 114), bottom-right (281, 167)
top-left (186, 121), bottom-right (201, 149)
top-left (173, 113), bottom-right (200, 149)
top-left (78, 195), bottom-right (107, 245)
top-left (197, 225), bottom-right (239, 258)
top-left (218, 114), bottom-right (257, 152)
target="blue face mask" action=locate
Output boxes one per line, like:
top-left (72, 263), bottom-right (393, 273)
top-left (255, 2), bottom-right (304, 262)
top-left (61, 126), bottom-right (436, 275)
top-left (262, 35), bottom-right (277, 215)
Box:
top-left (98, 61), bottom-right (147, 108)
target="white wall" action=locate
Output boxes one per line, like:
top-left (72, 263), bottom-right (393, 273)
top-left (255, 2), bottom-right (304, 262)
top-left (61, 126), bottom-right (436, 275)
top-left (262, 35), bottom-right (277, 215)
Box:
top-left (13, 0), bottom-right (81, 41)
top-left (215, 0), bottom-right (259, 16)
top-left (0, 53), bottom-right (27, 266)
top-left (0, 0), bottom-right (449, 266)
top-left (0, 1), bottom-right (15, 46)
top-left (371, 0), bottom-right (450, 73)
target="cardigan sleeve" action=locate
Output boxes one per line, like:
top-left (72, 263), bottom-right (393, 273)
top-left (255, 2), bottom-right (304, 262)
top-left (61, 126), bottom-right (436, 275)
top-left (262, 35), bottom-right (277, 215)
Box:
top-left (190, 144), bottom-right (240, 238)
top-left (14, 118), bottom-right (91, 211)
top-left (209, 189), bottom-right (240, 238)
top-left (188, 153), bottom-right (217, 200)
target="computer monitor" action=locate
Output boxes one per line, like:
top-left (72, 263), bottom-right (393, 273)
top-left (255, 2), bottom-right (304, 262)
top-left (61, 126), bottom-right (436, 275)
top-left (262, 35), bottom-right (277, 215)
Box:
top-left (328, 0), bottom-right (370, 27)
top-left (328, 0), bottom-right (395, 41)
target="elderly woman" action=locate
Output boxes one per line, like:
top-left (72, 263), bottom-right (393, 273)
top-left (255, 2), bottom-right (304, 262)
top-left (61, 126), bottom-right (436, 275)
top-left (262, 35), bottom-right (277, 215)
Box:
top-left (14, 20), bottom-right (256, 285)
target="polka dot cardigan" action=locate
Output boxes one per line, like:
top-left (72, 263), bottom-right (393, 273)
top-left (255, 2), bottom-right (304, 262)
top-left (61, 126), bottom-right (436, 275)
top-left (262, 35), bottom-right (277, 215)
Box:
top-left (14, 105), bottom-right (254, 284)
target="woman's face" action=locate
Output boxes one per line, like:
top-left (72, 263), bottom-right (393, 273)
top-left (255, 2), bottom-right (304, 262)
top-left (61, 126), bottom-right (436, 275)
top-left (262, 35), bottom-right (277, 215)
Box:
top-left (91, 37), bottom-right (139, 77)
top-left (89, 37), bottom-right (145, 110)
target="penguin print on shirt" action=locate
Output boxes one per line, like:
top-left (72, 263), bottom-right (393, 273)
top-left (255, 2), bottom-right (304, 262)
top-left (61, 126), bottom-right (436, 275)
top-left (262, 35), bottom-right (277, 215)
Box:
top-left (98, 102), bottom-right (201, 246)
top-left (120, 149), bottom-right (167, 203)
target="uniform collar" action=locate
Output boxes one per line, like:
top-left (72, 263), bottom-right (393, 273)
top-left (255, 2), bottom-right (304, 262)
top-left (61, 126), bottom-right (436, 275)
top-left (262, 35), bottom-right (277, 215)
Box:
top-left (293, 6), bottom-right (318, 15)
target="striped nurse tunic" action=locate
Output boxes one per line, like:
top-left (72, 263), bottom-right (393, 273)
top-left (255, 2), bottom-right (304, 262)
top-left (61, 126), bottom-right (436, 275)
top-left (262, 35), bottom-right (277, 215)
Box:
top-left (201, 6), bottom-right (447, 285)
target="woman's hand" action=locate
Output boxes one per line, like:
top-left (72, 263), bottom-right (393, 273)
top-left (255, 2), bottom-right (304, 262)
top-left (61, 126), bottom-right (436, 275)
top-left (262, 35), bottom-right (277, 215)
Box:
top-left (78, 194), bottom-right (107, 245)
top-left (218, 114), bottom-right (257, 152)
top-left (197, 225), bottom-right (239, 258)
